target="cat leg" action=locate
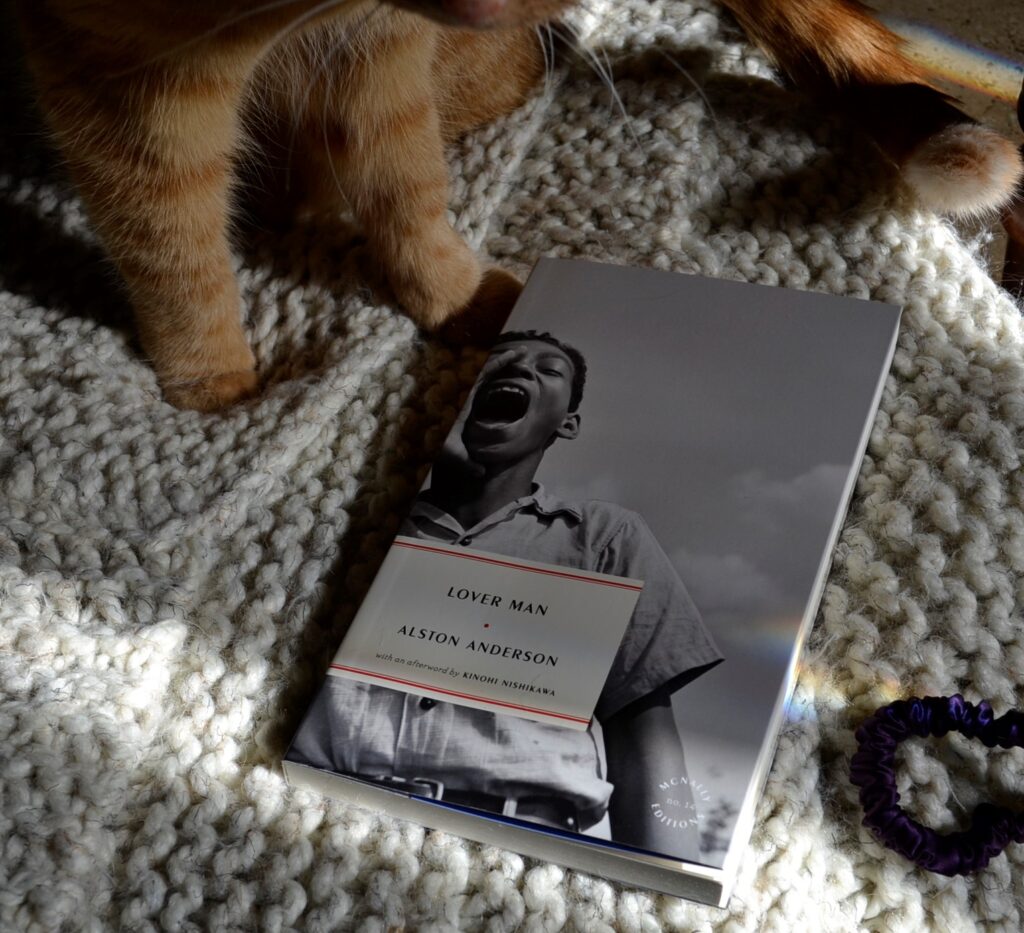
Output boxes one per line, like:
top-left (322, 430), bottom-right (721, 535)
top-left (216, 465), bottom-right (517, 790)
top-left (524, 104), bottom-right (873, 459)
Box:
top-left (296, 18), bottom-right (487, 330)
top-left (23, 54), bottom-right (257, 411)
top-left (432, 28), bottom-right (545, 140)
top-left (720, 0), bottom-right (1023, 217)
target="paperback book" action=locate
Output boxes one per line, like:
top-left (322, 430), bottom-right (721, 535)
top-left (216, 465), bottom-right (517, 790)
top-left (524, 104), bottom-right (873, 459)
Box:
top-left (283, 258), bottom-right (901, 906)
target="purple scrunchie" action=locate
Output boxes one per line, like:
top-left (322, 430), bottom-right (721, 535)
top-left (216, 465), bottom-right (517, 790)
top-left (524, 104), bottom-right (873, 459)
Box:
top-left (850, 695), bottom-right (1024, 875)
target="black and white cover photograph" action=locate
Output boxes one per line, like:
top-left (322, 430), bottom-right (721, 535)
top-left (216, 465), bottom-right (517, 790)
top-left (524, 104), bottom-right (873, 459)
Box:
top-left (285, 258), bottom-right (901, 897)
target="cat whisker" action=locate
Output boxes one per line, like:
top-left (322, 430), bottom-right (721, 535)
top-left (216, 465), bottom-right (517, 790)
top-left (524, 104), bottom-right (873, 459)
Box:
top-left (348, 3), bottom-right (389, 66)
top-left (557, 6), bottom-right (717, 138)
top-left (556, 20), bottom-right (642, 153)
top-left (258, 0), bottom-right (352, 65)
top-left (534, 26), bottom-right (551, 93)
top-left (652, 48), bottom-right (720, 132)
top-left (535, 23), bottom-right (562, 97)
top-left (320, 78), bottom-right (347, 203)
top-left (109, 0), bottom-right (314, 76)
top-left (544, 23), bottom-right (560, 93)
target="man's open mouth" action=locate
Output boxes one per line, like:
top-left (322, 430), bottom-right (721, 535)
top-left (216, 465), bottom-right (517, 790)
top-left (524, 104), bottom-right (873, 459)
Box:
top-left (472, 383), bottom-right (531, 426)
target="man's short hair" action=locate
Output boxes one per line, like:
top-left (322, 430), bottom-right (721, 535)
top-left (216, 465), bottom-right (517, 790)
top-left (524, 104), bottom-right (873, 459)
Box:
top-left (494, 330), bottom-right (588, 412)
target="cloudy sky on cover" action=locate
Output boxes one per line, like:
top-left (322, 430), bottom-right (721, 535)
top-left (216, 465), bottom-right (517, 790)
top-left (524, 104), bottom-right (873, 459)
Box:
top-left (496, 258), bottom-right (899, 842)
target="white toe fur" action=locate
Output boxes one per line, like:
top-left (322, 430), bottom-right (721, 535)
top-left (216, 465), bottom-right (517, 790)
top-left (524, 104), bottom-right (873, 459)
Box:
top-left (903, 123), bottom-right (1022, 218)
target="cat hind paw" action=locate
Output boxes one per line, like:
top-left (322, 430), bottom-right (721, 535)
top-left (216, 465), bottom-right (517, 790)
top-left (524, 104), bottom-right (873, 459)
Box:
top-left (902, 123), bottom-right (1023, 218)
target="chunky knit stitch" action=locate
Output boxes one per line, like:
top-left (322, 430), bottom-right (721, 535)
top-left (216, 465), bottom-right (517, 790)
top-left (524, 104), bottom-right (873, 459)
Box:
top-left (3, 1), bottom-right (1024, 930)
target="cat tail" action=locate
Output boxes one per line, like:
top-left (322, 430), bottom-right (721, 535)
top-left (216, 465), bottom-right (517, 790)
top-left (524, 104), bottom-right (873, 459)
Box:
top-left (720, 0), bottom-right (1023, 218)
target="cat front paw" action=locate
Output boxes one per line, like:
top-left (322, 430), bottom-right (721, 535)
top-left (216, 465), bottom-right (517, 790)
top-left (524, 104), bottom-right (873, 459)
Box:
top-left (385, 229), bottom-right (483, 330)
top-left (152, 325), bottom-right (258, 412)
top-left (162, 369), bottom-right (259, 412)
top-left (384, 232), bottom-right (523, 345)
top-left (439, 267), bottom-right (523, 346)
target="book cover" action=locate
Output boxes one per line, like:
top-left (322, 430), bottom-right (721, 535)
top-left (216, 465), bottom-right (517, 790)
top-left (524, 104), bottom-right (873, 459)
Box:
top-left (283, 258), bottom-right (901, 906)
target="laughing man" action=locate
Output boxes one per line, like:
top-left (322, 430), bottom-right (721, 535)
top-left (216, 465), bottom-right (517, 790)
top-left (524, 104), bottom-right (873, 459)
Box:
top-left (289, 331), bottom-right (723, 858)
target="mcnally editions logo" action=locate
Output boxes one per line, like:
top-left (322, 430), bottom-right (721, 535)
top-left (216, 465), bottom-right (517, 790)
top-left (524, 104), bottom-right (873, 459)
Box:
top-left (649, 774), bottom-right (712, 830)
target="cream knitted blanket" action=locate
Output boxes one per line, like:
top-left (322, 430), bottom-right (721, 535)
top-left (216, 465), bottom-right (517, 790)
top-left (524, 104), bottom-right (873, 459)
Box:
top-left (3, 1), bottom-right (1024, 929)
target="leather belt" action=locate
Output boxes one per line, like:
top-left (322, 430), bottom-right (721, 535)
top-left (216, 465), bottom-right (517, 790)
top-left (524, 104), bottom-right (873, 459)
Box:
top-left (343, 772), bottom-right (579, 831)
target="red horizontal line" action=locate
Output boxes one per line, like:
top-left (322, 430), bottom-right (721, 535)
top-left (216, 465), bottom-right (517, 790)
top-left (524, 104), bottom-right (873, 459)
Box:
top-left (392, 540), bottom-right (643, 591)
top-left (330, 664), bottom-right (591, 725)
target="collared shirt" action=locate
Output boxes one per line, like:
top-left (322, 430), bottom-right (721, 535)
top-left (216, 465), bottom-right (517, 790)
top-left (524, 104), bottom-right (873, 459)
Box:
top-left (289, 486), bottom-right (723, 826)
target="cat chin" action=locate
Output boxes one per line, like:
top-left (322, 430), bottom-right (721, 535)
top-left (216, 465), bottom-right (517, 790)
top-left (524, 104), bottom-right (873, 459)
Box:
top-left (902, 124), bottom-right (1024, 219)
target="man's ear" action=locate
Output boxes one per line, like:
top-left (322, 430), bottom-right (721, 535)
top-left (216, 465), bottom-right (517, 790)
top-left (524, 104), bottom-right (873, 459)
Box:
top-left (556, 412), bottom-right (581, 440)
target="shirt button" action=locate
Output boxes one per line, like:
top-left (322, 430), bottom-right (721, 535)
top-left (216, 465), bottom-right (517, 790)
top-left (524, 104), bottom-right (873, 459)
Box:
top-left (419, 697), bottom-right (437, 710)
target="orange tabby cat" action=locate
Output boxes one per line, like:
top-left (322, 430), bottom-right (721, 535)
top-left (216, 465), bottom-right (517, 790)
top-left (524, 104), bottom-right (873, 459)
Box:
top-left (14, 0), bottom-right (1022, 411)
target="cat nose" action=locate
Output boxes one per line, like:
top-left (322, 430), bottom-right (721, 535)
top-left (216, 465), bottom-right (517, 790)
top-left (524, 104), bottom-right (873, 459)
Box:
top-left (440, 0), bottom-right (507, 26)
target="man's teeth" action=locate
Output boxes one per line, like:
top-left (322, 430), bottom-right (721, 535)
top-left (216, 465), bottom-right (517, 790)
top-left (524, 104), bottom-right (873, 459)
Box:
top-left (477, 383), bottom-right (528, 424)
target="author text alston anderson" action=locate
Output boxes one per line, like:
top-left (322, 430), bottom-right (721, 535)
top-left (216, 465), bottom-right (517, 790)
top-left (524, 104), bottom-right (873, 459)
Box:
top-left (396, 624), bottom-right (559, 667)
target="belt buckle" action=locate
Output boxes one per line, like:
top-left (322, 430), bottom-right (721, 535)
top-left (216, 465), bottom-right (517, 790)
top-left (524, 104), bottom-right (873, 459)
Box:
top-left (410, 776), bottom-right (445, 800)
